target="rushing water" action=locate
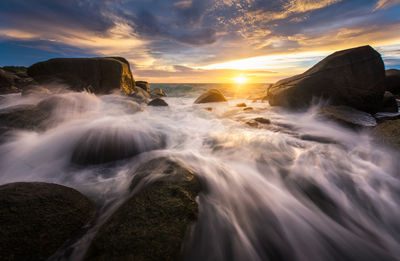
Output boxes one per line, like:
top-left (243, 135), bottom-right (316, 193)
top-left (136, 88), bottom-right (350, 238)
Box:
top-left (1, 83), bottom-right (400, 261)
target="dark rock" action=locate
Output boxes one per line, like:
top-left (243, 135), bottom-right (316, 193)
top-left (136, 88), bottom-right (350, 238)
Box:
top-left (135, 81), bottom-right (150, 92)
top-left (21, 85), bottom-right (51, 97)
top-left (204, 107), bottom-right (213, 111)
top-left (0, 105), bottom-right (50, 135)
top-left (1, 66), bottom-right (27, 74)
top-left (27, 57), bottom-right (135, 94)
top-left (374, 112), bottom-right (400, 123)
top-left (71, 127), bottom-right (165, 165)
top-left (236, 102), bottom-right (247, 107)
top-left (243, 107), bottom-right (253, 111)
top-left (129, 86), bottom-right (151, 104)
top-left (372, 119), bottom-right (400, 150)
top-left (254, 117), bottom-right (271, 124)
top-left (246, 120), bottom-right (258, 127)
top-left (148, 98), bottom-right (168, 106)
top-left (268, 46), bottom-right (385, 113)
top-left (0, 69), bottom-right (20, 94)
top-left (385, 69), bottom-right (400, 94)
top-left (380, 91), bottom-right (398, 113)
top-left (0, 182), bottom-right (95, 261)
top-left (319, 105), bottom-right (377, 129)
top-left (150, 87), bottom-right (167, 98)
top-left (85, 158), bottom-right (201, 261)
top-left (194, 89), bottom-right (227, 104)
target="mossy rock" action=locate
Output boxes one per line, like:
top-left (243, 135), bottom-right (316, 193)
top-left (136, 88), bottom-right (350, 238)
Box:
top-left (85, 158), bottom-right (202, 261)
top-left (0, 182), bottom-right (95, 261)
top-left (372, 119), bottom-right (400, 150)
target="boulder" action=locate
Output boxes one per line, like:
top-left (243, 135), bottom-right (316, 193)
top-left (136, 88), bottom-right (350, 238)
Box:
top-left (0, 182), bottom-right (95, 261)
top-left (236, 103), bottom-right (247, 107)
top-left (268, 46), bottom-right (385, 113)
top-left (194, 89), bottom-right (227, 104)
top-left (129, 86), bottom-right (151, 104)
top-left (27, 57), bottom-right (135, 94)
top-left (319, 105), bottom-right (377, 129)
top-left (0, 69), bottom-right (20, 94)
top-left (148, 98), bottom-right (168, 106)
top-left (71, 127), bottom-right (165, 165)
top-left (385, 69), bottom-right (400, 94)
top-left (21, 85), bottom-right (51, 97)
top-left (379, 91), bottom-right (398, 113)
top-left (85, 158), bottom-right (201, 261)
top-left (0, 105), bottom-right (50, 135)
top-left (372, 120), bottom-right (400, 150)
top-left (150, 87), bottom-right (167, 98)
top-left (135, 81), bottom-right (150, 92)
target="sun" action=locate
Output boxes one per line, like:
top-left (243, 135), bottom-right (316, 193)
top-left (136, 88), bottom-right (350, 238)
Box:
top-left (233, 76), bottom-right (247, 84)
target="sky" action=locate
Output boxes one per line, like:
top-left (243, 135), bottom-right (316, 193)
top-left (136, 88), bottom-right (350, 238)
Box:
top-left (0, 0), bottom-right (399, 83)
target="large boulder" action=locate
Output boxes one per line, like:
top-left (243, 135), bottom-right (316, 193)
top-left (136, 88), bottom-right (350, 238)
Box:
top-left (319, 106), bottom-right (377, 129)
top-left (379, 91), bottom-right (398, 113)
top-left (148, 98), bottom-right (168, 106)
top-left (27, 57), bottom-right (135, 94)
top-left (0, 69), bottom-right (20, 94)
top-left (268, 46), bottom-right (385, 113)
top-left (194, 88), bottom-right (227, 104)
top-left (385, 69), bottom-right (400, 95)
top-left (135, 81), bottom-right (150, 92)
top-left (71, 127), bottom-right (165, 165)
top-left (0, 182), bottom-right (95, 261)
top-left (150, 87), bottom-right (167, 98)
top-left (85, 158), bottom-right (201, 261)
top-left (372, 120), bottom-right (400, 150)
top-left (129, 86), bottom-right (151, 104)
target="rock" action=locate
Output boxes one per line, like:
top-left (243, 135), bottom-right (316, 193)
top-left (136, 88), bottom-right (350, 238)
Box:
top-left (1, 66), bottom-right (27, 74)
top-left (21, 85), bottom-right (51, 97)
top-left (150, 87), bottom-right (167, 98)
top-left (0, 182), bottom-right (95, 261)
top-left (380, 91), bottom-right (398, 113)
top-left (0, 105), bottom-right (50, 135)
top-left (243, 107), bottom-right (253, 111)
top-left (27, 57), bottom-right (135, 94)
top-left (0, 69), bottom-right (20, 94)
top-left (103, 96), bottom-right (143, 114)
top-left (129, 86), bottom-right (151, 104)
top-left (254, 117), bottom-right (271, 124)
top-left (71, 127), bottom-right (165, 165)
top-left (319, 105), bottom-right (377, 129)
top-left (194, 89), bottom-right (227, 104)
top-left (372, 120), bottom-right (400, 150)
top-left (268, 46), bottom-right (385, 113)
top-left (374, 112), bottom-right (400, 123)
top-left (85, 158), bottom-right (201, 261)
top-left (236, 102), bottom-right (247, 107)
top-left (148, 98), bottom-right (168, 106)
top-left (135, 81), bottom-right (150, 92)
top-left (385, 69), bottom-right (400, 94)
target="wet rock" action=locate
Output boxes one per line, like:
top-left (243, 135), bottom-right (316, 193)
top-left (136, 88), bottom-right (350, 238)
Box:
top-left (243, 107), bottom-right (253, 111)
top-left (21, 85), bottom-right (51, 97)
top-left (204, 107), bottom-right (213, 111)
top-left (27, 57), bottom-right (135, 94)
top-left (148, 98), bottom-right (168, 106)
top-left (129, 86), bottom-right (151, 104)
top-left (372, 119), bottom-right (400, 150)
top-left (194, 89), bottom-right (227, 104)
top-left (385, 69), bottom-right (400, 94)
top-left (236, 102), bottom-right (247, 107)
top-left (246, 120), bottom-right (258, 127)
top-left (319, 105), bottom-right (377, 129)
top-left (268, 46), bottom-right (385, 113)
top-left (374, 112), bottom-right (400, 123)
top-left (150, 87), bottom-right (167, 98)
top-left (0, 104), bottom-right (50, 135)
top-left (85, 158), bottom-right (201, 261)
top-left (379, 91), bottom-right (398, 113)
top-left (254, 117), bottom-right (271, 124)
top-left (0, 69), bottom-right (20, 94)
top-left (71, 127), bottom-right (165, 165)
top-left (0, 182), bottom-right (95, 261)
top-left (135, 81), bottom-right (150, 92)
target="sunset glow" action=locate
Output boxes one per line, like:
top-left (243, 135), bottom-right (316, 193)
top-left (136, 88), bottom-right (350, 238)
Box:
top-left (233, 76), bottom-right (247, 84)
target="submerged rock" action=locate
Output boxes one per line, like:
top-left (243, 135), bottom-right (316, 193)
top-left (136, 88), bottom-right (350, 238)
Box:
top-left (27, 57), bottom-right (135, 94)
top-left (268, 46), bottom-right (385, 113)
top-left (319, 106), bottom-right (377, 129)
top-left (135, 81), bottom-right (150, 92)
top-left (236, 102), bottom-right (247, 107)
top-left (385, 69), bottom-right (400, 95)
top-left (380, 91), bottom-right (398, 113)
top-left (150, 87), bottom-right (167, 98)
top-left (71, 127), bottom-right (165, 165)
top-left (194, 89), bottom-right (227, 104)
top-left (0, 182), bottom-right (95, 261)
top-left (148, 98), bottom-right (168, 106)
top-left (372, 119), bottom-right (400, 150)
top-left (85, 158), bottom-right (201, 261)
top-left (0, 104), bottom-right (50, 135)
top-left (129, 86), bottom-right (151, 104)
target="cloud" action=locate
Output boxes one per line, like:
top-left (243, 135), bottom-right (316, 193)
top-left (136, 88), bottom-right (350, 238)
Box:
top-left (374, 0), bottom-right (400, 10)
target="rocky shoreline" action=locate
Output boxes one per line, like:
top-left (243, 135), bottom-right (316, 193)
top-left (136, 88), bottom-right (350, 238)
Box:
top-left (0, 45), bottom-right (400, 261)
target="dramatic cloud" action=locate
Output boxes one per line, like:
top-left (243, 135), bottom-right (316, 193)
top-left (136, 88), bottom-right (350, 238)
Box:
top-left (0, 0), bottom-right (399, 82)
